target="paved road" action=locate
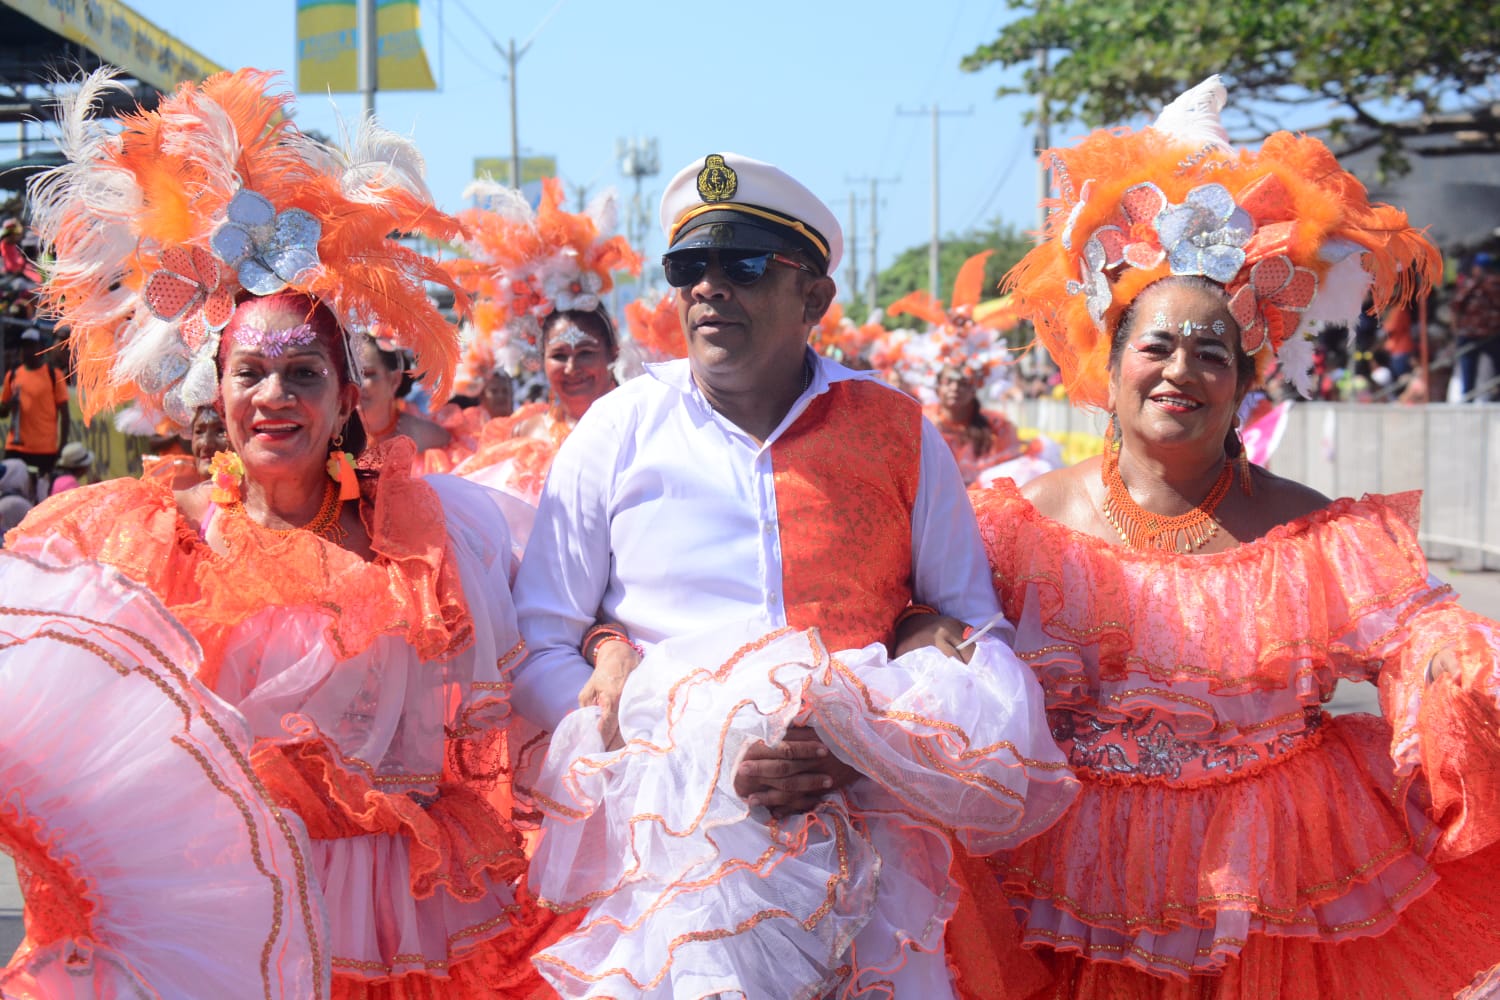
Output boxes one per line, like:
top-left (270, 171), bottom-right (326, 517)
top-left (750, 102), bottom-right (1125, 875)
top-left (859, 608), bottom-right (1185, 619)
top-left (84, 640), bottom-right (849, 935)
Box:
top-left (5, 562), bottom-right (1500, 966)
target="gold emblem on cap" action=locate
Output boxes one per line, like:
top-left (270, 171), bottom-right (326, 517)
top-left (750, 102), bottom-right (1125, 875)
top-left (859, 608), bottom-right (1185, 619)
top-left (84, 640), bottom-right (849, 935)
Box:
top-left (696, 154), bottom-right (737, 203)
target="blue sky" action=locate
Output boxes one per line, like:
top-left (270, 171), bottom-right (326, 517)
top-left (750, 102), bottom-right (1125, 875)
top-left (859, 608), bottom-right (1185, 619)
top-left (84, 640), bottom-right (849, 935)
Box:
top-left (122, 0), bottom-right (1045, 301)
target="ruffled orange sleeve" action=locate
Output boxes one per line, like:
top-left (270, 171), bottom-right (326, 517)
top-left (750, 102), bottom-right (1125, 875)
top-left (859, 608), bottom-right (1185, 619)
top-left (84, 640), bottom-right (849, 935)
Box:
top-left (1379, 603), bottom-right (1500, 861)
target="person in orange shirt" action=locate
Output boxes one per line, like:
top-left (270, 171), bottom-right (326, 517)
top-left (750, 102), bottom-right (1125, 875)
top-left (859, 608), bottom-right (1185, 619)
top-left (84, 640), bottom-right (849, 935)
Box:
top-left (1, 328), bottom-right (69, 488)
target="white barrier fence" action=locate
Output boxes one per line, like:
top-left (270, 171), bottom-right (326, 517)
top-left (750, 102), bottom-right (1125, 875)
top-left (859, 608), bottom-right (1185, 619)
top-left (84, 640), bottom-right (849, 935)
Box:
top-left (1000, 398), bottom-right (1500, 568)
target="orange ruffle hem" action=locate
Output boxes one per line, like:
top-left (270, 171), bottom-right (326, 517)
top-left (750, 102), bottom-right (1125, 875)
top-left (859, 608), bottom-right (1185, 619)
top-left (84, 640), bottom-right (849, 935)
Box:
top-left (960, 480), bottom-right (1500, 999)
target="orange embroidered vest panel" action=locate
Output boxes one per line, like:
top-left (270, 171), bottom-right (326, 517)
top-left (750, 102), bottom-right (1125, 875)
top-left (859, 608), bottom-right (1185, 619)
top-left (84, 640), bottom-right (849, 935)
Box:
top-left (771, 380), bottom-right (921, 652)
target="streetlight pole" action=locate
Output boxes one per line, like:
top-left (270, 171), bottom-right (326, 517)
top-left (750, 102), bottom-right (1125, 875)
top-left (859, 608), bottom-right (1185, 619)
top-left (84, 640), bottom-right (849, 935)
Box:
top-left (357, 0), bottom-right (377, 119)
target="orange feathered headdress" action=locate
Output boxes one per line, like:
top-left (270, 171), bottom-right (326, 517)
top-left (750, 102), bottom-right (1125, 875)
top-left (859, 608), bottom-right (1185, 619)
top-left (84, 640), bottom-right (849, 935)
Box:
top-left (445, 177), bottom-right (641, 375)
top-left (1007, 76), bottom-right (1440, 406)
top-left (887, 250), bottom-right (1018, 381)
top-left (28, 68), bottom-right (467, 425)
top-left (807, 302), bottom-right (893, 369)
top-left (623, 293), bottom-right (686, 364)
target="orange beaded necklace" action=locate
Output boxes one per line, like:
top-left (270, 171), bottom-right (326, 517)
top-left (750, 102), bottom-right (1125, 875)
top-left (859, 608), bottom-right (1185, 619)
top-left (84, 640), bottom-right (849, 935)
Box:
top-left (225, 478), bottom-right (347, 544)
top-left (1100, 440), bottom-right (1234, 553)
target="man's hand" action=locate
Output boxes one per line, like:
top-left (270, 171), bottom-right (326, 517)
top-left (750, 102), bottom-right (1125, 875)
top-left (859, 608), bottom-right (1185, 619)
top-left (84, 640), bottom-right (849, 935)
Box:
top-left (893, 612), bottom-right (974, 663)
top-left (578, 638), bottom-right (641, 751)
top-left (735, 726), bottom-right (861, 818)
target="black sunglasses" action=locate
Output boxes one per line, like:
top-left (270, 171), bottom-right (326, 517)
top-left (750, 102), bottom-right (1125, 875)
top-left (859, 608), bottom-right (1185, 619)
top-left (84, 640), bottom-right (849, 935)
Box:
top-left (662, 250), bottom-right (817, 288)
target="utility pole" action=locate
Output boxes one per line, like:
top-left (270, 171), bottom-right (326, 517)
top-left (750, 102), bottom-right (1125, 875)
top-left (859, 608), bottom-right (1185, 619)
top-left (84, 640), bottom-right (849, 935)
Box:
top-left (357, 0), bottom-right (377, 119)
top-left (846, 174), bottom-right (899, 315)
top-left (846, 190), bottom-right (859, 305)
top-left (898, 105), bottom-right (973, 297)
top-left (499, 39), bottom-right (525, 187)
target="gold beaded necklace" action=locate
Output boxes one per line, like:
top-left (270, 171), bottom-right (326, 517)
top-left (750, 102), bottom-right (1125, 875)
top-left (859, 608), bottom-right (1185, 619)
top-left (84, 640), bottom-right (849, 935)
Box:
top-left (1100, 441), bottom-right (1234, 553)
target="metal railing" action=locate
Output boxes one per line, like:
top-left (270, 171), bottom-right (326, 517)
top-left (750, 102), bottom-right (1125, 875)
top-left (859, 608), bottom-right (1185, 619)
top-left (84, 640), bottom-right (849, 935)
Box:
top-left (1000, 398), bottom-right (1500, 567)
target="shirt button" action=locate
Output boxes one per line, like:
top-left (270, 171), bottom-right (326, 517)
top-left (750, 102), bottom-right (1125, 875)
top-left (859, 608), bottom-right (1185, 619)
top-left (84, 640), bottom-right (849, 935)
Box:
top-left (763, 522), bottom-right (774, 535)
top-left (768, 591), bottom-right (779, 604)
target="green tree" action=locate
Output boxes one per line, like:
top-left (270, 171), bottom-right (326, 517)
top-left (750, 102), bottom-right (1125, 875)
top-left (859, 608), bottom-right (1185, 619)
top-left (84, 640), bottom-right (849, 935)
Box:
top-left (873, 220), bottom-right (1033, 314)
top-left (961, 0), bottom-right (1500, 174)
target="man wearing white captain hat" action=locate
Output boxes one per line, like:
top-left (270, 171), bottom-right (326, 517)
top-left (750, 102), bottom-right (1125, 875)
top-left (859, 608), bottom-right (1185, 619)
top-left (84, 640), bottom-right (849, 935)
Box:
top-left (510, 153), bottom-right (1037, 996)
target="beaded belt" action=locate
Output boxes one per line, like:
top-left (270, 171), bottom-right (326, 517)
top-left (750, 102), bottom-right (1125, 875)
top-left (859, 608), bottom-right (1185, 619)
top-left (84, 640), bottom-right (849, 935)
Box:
top-left (1051, 704), bottom-right (1327, 788)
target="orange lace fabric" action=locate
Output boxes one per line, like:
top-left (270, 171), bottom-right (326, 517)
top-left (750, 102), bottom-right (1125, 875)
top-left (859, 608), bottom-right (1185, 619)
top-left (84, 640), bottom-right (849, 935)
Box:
top-left (776, 381), bottom-right (921, 651)
top-left (9, 437), bottom-right (471, 688)
top-left (966, 480), bottom-right (1500, 990)
top-left (452, 402), bottom-right (569, 504)
top-left (925, 404), bottom-right (1032, 485)
top-left (6, 439), bottom-right (562, 995)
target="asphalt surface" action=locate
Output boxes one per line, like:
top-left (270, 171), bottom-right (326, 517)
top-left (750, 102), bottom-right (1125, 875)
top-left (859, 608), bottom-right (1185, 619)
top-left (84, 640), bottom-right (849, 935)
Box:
top-left (4, 562), bottom-right (1499, 967)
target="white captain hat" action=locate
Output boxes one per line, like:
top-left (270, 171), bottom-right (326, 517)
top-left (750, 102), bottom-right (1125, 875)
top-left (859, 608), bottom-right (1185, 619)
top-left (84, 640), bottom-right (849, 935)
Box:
top-left (659, 152), bottom-right (843, 275)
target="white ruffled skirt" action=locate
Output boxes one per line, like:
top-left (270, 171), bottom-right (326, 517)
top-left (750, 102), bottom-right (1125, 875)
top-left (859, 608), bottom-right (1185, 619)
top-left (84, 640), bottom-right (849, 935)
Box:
top-left (528, 622), bottom-right (1076, 1000)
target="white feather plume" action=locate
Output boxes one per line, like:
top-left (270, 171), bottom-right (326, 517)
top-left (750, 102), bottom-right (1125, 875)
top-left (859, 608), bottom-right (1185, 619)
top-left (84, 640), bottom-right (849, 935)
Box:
top-left (318, 113), bottom-right (433, 205)
top-left (27, 70), bottom-right (142, 329)
top-left (1277, 332), bottom-right (1318, 399)
top-left (113, 402), bottom-right (167, 436)
top-left (1152, 75), bottom-right (1232, 152)
top-left (585, 187), bottom-right (619, 234)
top-left (1299, 242), bottom-right (1372, 333)
top-left (158, 94), bottom-right (244, 200)
top-left (462, 179), bottom-right (533, 222)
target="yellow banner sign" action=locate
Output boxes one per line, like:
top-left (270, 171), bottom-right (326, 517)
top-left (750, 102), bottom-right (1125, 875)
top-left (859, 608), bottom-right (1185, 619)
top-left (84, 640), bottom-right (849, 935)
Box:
top-left (1, 0), bottom-right (223, 91)
top-left (297, 0), bottom-right (437, 93)
top-left (473, 156), bottom-right (557, 186)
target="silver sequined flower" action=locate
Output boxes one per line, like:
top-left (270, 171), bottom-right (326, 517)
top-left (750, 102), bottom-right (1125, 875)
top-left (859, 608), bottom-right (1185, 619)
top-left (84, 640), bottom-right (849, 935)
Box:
top-left (1065, 236), bottom-right (1114, 329)
top-left (1155, 183), bottom-right (1252, 285)
top-left (211, 189), bottom-right (322, 296)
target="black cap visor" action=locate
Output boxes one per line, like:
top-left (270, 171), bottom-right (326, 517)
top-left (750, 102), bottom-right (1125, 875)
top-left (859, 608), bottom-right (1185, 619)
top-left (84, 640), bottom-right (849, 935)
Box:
top-left (665, 212), bottom-right (827, 272)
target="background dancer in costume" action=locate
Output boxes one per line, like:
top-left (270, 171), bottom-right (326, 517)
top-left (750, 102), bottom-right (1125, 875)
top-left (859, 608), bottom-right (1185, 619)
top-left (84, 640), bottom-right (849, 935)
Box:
top-left (5, 68), bottom-right (565, 999)
top-left (967, 76), bottom-right (1500, 999)
top-left (512, 152), bottom-right (1074, 999)
top-left (449, 178), bottom-right (639, 507)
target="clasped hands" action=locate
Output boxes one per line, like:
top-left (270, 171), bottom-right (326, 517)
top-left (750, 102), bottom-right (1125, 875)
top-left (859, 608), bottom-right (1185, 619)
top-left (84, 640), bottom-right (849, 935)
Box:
top-left (578, 610), bottom-right (972, 817)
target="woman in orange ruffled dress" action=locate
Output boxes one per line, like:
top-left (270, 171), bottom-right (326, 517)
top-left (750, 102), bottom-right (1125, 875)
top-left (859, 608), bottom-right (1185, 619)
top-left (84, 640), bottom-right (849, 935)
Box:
top-left (449, 178), bottom-right (640, 507)
top-left (964, 77), bottom-right (1500, 999)
top-left (458, 306), bottom-right (620, 503)
top-left (3, 69), bottom-right (564, 999)
top-left (355, 333), bottom-right (463, 475)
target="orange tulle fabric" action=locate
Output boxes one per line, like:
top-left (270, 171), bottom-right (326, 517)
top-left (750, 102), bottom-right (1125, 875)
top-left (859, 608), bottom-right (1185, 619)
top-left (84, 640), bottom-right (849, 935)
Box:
top-left (7, 438), bottom-right (470, 688)
top-left (965, 479), bottom-right (1500, 996)
top-left (1, 803), bottom-right (96, 949)
top-left (252, 740), bottom-right (528, 901)
top-left (774, 381), bottom-right (922, 652)
top-left (452, 402), bottom-right (571, 503)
